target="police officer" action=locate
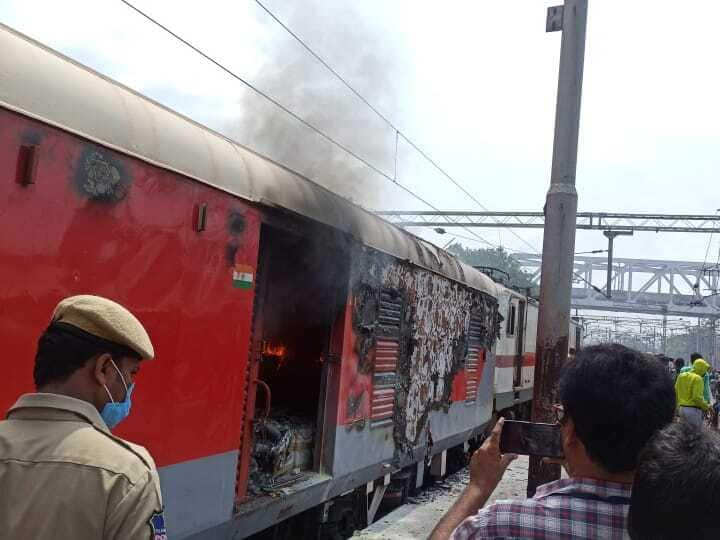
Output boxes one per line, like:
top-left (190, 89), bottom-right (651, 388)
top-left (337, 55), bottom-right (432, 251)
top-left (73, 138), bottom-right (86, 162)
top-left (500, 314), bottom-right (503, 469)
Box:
top-left (0, 295), bottom-right (166, 539)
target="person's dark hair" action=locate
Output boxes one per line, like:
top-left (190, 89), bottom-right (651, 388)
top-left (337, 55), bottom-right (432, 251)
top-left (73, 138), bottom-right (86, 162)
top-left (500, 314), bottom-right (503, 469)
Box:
top-left (690, 352), bottom-right (703, 361)
top-left (659, 355), bottom-right (676, 371)
top-left (558, 343), bottom-right (675, 473)
top-left (674, 358), bottom-right (684, 371)
top-left (628, 421), bottom-right (720, 540)
top-left (34, 323), bottom-right (139, 388)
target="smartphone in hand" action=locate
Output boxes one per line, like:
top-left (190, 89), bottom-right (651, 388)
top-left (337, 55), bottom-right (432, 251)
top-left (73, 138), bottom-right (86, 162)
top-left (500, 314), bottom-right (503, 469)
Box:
top-left (499, 420), bottom-right (564, 459)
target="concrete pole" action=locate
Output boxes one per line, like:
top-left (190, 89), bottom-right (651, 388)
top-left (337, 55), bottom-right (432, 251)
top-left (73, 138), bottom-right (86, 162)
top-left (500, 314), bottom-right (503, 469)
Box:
top-left (528, 0), bottom-right (588, 496)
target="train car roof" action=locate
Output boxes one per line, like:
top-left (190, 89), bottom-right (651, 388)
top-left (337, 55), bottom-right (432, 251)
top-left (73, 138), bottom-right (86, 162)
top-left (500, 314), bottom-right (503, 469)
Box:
top-left (0, 24), bottom-right (497, 297)
top-left (495, 283), bottom-right (538, 304)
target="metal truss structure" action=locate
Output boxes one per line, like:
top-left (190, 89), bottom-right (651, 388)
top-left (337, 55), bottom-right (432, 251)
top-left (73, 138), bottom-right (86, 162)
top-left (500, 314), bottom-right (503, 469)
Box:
top-left (376, 211), bottom-right (720, 233)
top-left (375, 210), bottom-right (720, 317)
top-left (516, 253), bottom-right (720, 318)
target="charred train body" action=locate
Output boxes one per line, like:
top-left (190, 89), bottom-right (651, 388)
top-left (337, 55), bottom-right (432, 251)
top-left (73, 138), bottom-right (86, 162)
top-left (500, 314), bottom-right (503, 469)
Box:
top-left (0, 25), bottom-right (581, 539)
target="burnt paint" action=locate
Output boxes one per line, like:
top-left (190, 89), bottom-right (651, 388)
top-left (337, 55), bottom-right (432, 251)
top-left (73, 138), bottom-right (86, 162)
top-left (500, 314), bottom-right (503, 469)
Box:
top-left (351, 283), bottom-right (379, 374)
top-left (225, 210), bottom-right (247, 266)
top-left (346, 390), bottom-right (366, 418)
top-left (226, 241), bottom-right (240, 266)
top-left (21, 130), bottom-right (42, 146)
top-left (73, 145), bottom-right (130, 203)
top-left (351, 248), bottom-right (502, 455)
top-left (229, 210), bottom-right (246, 235)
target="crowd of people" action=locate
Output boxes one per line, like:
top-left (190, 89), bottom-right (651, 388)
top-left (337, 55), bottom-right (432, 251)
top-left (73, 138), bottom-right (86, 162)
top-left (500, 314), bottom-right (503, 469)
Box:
top-left (432, 345), bottom-right (720, 539)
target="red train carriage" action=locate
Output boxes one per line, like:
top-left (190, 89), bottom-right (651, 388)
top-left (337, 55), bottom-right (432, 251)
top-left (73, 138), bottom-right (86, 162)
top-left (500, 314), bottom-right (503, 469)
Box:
top-left (0, 24), bottom-right (504, 539)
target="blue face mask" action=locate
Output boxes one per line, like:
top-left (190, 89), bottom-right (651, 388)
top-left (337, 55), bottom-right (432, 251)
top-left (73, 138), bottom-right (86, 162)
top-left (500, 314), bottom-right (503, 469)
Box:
top-left (100, 359), bottom-right (133, 429)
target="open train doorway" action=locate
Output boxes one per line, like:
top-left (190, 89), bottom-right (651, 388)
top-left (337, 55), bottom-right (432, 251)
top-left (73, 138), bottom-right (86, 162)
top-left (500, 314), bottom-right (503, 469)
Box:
top-left (246, 222), bottom-right (349, 496)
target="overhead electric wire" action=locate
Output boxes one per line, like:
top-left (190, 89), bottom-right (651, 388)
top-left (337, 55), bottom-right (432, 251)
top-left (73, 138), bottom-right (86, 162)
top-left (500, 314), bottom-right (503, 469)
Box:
top-left (443, 231), bottom-right (502, 249)
top-left (118, 0), bottom-right (497, 249)
top-left (120, 0), bottom-right (626, 290)
top-left (252, 0), bottom-right (541, 255)
top-left (254, 0), bottom-right (396, 130)
top-left (118, 0), bottom-right (387, 183)
top-left (435, 232), bottom-right (602, 293)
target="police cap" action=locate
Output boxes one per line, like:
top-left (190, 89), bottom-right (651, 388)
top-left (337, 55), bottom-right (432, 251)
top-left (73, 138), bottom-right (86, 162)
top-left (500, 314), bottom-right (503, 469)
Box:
top-left (51, 295), bottom-right (154, 360)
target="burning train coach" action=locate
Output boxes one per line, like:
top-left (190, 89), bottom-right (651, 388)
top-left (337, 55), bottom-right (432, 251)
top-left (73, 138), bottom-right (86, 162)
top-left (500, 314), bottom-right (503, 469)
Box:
top-left (0, 25), bottom-right (580, 539)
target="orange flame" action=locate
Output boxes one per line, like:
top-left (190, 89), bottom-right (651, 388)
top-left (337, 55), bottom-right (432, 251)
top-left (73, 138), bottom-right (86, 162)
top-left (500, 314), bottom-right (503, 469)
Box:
top-left (262, 342), bottom-right (287, 358)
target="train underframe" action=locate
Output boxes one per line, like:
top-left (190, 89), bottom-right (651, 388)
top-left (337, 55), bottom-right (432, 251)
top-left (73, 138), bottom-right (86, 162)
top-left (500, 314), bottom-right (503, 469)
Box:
top-left (244, 397), bottom-right (532, 540)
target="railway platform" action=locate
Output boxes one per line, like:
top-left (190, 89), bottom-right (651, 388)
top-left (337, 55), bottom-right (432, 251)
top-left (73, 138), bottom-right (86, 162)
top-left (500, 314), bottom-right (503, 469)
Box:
top-left (356, 457), bottom-right (535, 539)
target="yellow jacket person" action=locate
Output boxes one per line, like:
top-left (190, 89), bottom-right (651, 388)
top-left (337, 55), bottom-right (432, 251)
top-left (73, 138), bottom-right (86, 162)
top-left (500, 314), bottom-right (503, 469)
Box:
top-left (675, 357), bottom-right (711, 427)
top-left (0, 295), bottom-right (166, 539)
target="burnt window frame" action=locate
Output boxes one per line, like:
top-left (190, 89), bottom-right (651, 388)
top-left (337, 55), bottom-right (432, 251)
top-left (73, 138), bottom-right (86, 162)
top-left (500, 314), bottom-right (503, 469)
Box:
top-left (464, 310), bottom-right (485, 403)
top-left (369, 287), bottom-right (407, 428)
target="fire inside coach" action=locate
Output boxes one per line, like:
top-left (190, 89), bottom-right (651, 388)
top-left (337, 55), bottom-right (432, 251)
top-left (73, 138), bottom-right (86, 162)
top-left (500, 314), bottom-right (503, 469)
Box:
top-left (0, 24), bottom-right (581, 539)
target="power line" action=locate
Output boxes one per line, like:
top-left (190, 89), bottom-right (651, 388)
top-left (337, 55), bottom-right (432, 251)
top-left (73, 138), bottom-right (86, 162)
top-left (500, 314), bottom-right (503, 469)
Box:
top-left (437, 232), bottom-right (600, 292)
top-left (252, 0), bottom-right (541, 255)
top-left (118, 0), bottom-right (387, 181)
top-left (396, 132), bottom-right (540, 253)
top-left (436, 232), bottom-right (601, 293)
top-left (254, 0), bottom-right (396, 130)
top-left (118, 0), bottom-right (496, 250)
top-left (442, 231), bottom-right (502, 249)
top-left (432, 224), bottom-right (498, 248)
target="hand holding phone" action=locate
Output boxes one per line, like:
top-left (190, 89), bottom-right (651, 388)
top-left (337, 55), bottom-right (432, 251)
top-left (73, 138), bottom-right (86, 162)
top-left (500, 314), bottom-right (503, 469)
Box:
top-left (468, 418), bottom-right (518, 495)
top-left (499, 420), bottom-right (564, 459)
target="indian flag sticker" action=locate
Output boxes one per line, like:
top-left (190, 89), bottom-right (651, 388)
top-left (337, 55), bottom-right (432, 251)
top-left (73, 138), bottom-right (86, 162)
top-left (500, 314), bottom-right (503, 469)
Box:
top-left (233, 264), bottom-right (254, 290)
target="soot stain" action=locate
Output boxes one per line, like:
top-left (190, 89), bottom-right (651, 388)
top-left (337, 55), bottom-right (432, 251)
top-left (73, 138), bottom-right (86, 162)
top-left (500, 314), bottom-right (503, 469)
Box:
top-left (346, 390), bottom-right (366, 418)
top-left (73, 146), bottom-right (130, 203)
top-left (352, 247), bottom-right (503, 459)
top-left (226, 241), bottom-right (239, 266)
top-left (21, 130), bottom-right (42, 146)
top-left (352, 282), bottom-right (379, 374)
top-left (228, 210), bottom-right (246, 235)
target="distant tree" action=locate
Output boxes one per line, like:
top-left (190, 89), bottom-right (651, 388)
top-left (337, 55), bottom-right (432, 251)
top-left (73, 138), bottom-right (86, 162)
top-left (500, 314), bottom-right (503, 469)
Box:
top-left (666, 325), bottom-right (715, 361)
top-left (666, 334), bottom-right (691, 359)
top-left (447, 243), bottom-right (538, 296)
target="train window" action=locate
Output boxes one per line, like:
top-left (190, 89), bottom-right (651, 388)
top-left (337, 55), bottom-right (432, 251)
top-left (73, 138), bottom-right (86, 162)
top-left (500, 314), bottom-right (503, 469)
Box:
top-left (506, 304), bottom-right (516, 336)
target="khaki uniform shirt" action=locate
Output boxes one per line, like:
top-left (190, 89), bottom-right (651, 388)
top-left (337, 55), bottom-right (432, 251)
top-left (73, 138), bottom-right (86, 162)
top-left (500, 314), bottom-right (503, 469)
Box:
top-left (0, 393), bottom-right (166, 539)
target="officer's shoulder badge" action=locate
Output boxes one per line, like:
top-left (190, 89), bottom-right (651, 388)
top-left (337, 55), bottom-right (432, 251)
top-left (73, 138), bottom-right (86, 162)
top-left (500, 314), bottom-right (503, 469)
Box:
top-left (149, 509), bottom-right (167, 540)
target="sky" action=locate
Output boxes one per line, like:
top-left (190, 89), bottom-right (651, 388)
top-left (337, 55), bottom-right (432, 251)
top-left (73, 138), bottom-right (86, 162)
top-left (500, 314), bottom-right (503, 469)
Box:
top-left (1, 0), bottom-right (719, 294)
